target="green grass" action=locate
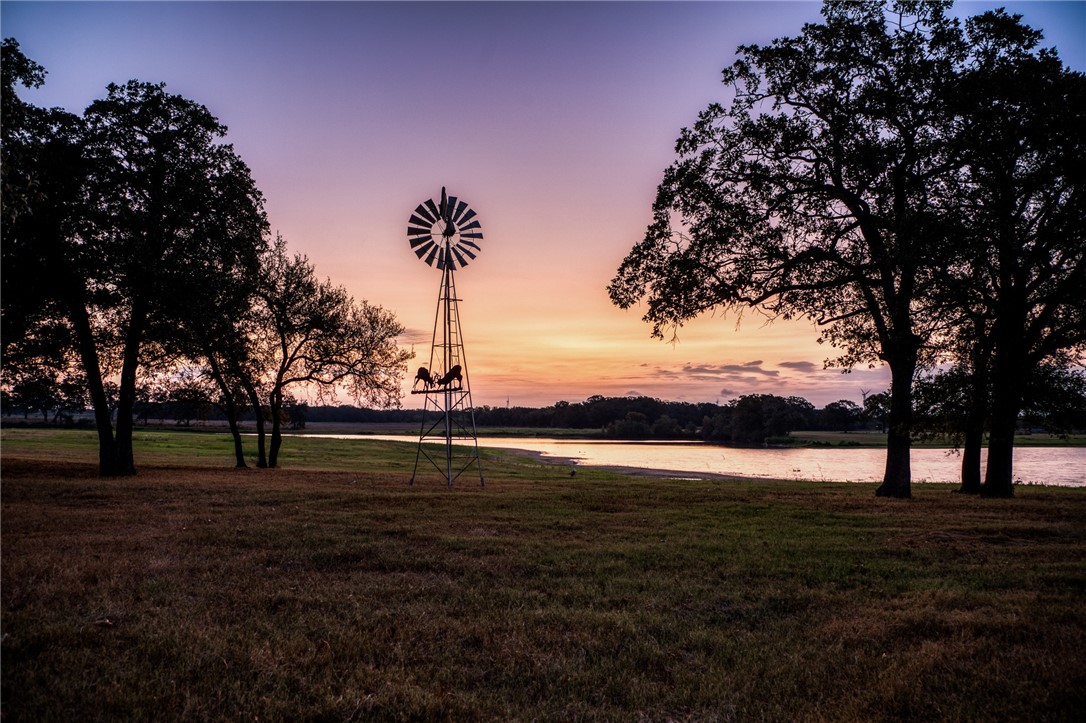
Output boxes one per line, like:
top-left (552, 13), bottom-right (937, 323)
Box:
top-left (3, 428), bottom-right (1085, 721)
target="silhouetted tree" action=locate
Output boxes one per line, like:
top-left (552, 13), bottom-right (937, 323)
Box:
top-left (2, 39), bottom-right (117, 468)
top-left (941, 11), bottom-right (1086, 496)
top-left (77, 81), bottom-right (269, 475)
top-left (170, 195), bottom-right (268, 466)
top-left (288, 401), bottom-right (308, 430)
top-left (2, 46), bottom-right (269, 476)
top-left (912, 366), bottom-right (975, 446)
top-left (604, 411), bottom-right (652, 439)
top-left (254, 237), bottom-right (411, 467)
top-left (1, 38), bottom-right (47, 231)
top-left (687, 394), bottom-right (814, 445)
top-left (1019, 365), bottom-right (1086, 437)
top-left (861, 390), bottom-right (891, 433)
top-left (610, 2), bottom-right (968, 498)
top-left (821, 400), bottom-right (862, 432)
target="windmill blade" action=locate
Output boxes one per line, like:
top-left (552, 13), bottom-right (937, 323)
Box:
top-left (423, 244), bottom-right (440, 266)
top-left (424, 199), bottom-right (441, 220)
top-left (460, 239), bottom-right (481, 252)
top-left (409, 213), bottom-right (433, 228)
top-left (460, 231), bottom-right (483, 241)
top-left (409, 235), bottom-right (432, 249)
top-left (458, 208), bottom-right (477, 225)
top-left (414, 203), bottom-right (436, 224)
top-left (407, 226), bottom-right (432, 238)
top-left (451, 246), bottom-right (470, 268)
top-left (413, 240), bottom-right (435, 259)
top-left (456, 245), bottom-right (477, 261)
top-left (452, 200), bottom-right (468, 223)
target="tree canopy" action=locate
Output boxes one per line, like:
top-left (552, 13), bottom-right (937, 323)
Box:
top-left (252, 236), bottom-right (411, 468)
top-left (610, 1), bottom-right (1085, 497)
top-left (1, 40), bottom-right (410, 475)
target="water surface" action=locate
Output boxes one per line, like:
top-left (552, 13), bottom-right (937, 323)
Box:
top-left (310, 434), bottom-right (1085, 486)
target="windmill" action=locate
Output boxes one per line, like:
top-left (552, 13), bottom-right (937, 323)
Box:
top-left (407, 187), bottom-right (484, 486)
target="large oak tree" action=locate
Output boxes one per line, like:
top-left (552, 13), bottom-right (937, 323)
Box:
top-left (610, 1), bottom-right (966, 498)
top-left (2, 47), bottom-right (268, 476)
top-left (944, 11), bottom-right (1086, 496)
top-left (610, 2), bottom-right (1084, 497)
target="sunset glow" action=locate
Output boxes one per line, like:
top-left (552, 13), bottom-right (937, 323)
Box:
top-left (6, 1), bottom-right (1083, 408)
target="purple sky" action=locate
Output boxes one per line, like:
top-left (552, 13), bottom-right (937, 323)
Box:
top-left (5, 1), bottom-right (1084, 408)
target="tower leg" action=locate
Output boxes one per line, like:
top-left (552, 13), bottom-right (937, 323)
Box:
top-left (409, 258), bottom-right (483, 486)
top-left (445, 388), bottom-right (453, 486)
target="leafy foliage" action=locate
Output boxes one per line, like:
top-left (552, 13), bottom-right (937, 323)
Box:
top-left (609, 2), bottom-right (1085, 496)
top-left (253, 236), bottom-right (412, 467)
top-left (1, 41), bottom-right (409, 474)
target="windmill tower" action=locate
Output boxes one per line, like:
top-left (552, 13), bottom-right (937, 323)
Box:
top-left (407, 187), bottom-right (484, 486)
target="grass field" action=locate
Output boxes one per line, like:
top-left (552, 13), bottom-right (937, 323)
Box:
top-left (3, 428), bottom-right (1085, 721)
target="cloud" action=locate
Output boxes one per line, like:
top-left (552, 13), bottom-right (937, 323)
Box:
top-left (398, 327), bottom-right (433, 346)
top-left (779, 360), bottom-right (819, 372)
top-left (680, 364), bottom-right (718, 376)
top-left (667, 362), bottom-right (782, 379)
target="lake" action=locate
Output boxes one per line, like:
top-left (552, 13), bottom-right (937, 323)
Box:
top-left (310, 434), bottom-right (1086, 486)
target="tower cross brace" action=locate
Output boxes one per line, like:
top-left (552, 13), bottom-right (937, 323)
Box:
top-left (408, 189), bottom-right (484, 487)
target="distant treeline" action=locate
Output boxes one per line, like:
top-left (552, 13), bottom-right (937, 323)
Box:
top-left (473, 395), bottom-right (849, 444)
top-left (324, 394), bottom-right (858, 443)
top-left (329, 386), bottom-right (1082, 443)
top-left (258, 393), bottom-right (873, 444)
top-left (3, 392), bottom-right (852, 444)
top-left (7, 390), bottom-right (1082, 447)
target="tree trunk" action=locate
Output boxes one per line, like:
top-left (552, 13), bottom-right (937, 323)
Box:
top-left (225, 414), bottom-right (247, 469)
top-left (958, 363), bottom-right (989, 494)
top-left (982, 347), bottom-right (1026, 497)
top-left (240, 377), bottom-right (267, 468)
top-left (111, 299), bottom-right (146, 477)
top-left (982, 264), bottom-right (1027, 498)
top-left (983, 410), bottom-right (1017, 496)
top-left (959, 424), bottom-right (984, 494)
top-left (206, 356), bottom-right (247, 468)
top-left (876, 353), bottom-right (915, 499)
top-left (268, 387), bottom-right (283, 468)
top-left (65, 288), bottom-right (118, 475)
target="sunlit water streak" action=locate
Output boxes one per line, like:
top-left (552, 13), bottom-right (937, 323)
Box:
top-left (298, 434), bottom-right (1085, 486)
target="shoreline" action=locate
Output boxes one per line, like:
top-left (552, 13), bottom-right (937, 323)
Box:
top-left (497, 445), bottom-right (754, 482)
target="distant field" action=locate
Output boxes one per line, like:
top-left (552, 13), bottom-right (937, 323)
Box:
top-left (3, 428), bottom-right (1085, 720)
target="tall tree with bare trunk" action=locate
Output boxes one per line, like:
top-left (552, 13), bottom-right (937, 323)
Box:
top-left (610, 1), bottom-right (967, 498)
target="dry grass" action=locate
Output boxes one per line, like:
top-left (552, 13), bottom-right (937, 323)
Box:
top-left (3, 429), bottom-right (1086, 721)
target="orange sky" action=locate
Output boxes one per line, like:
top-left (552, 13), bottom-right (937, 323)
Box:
top-left (342, 188), bottom-right (891, 407)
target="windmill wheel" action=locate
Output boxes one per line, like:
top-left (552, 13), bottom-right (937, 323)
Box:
top-left (407, 187), bottom-right (483, 270)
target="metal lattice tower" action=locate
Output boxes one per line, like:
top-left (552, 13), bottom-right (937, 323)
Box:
top-left (407, 187), bottom-right (484, 486)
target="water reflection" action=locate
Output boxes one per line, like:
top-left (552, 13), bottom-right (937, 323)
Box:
top-left (312, 434), bottom-right (1085, 486)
